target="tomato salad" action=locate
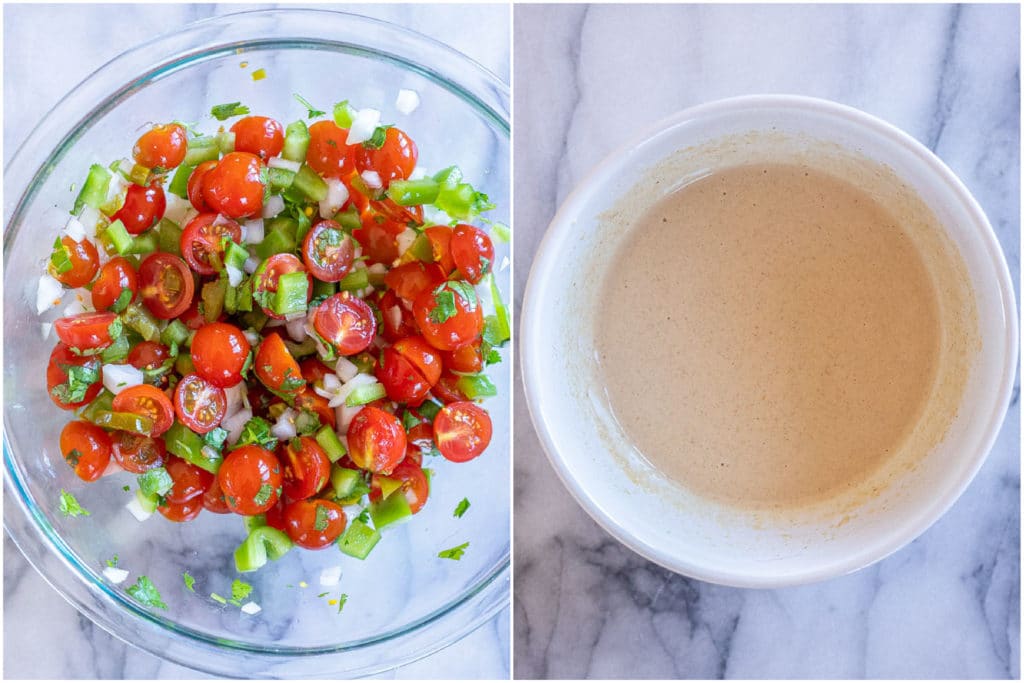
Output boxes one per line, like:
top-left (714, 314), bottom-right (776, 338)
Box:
top-left (41, 95), bottom-right (509, 573)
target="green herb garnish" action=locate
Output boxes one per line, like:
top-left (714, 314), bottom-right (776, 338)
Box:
top-left (210, 102), bottom-right (250, 121)
top-left (313, 504), bottom-right (330, 532)
top-left (453, 498), bottom-right (470, 518)
top-left (230, 579), bottom-right (253, 606)
top-left (59, 489), bottom-right (90, 518)
top-left (253, 483), bottom-right (274, 507)
top-left (438, 542), bottom-right (469, 561)
top-left (183, 571), bottom-right (195, 592)
top-left (293, 93), bottom-right (325, 119)
top-left (127, 576), bottom-right (167, 610)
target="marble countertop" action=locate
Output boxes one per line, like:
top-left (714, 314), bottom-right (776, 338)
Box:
top-left (513, 4), bottom-right (1019, 679)
top-left (3, 3), bottom-right (509, 679)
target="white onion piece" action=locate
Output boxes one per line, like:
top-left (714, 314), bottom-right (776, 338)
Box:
top-left (226, 264), bottom-right (244, 287)
top-left (346, 108), bottom-right (381, 145)
top-left (224, 383), bottom-right (246, 416)
top-left (243, 218), bottom-right (264, 244)
top-left (181, 207), bottom-right (200, 228)
top-left (101, 460), bottom-right (123, 478)
top-left (395, 89), bottom-right (420, 115)
top-left (319, 566), bottom-right (342, 586)
top-left (243, 256), bottom-right (261, 274)
top-left (242, 329), bottom-right (260, 347)
top-left (40, 322), bottom-right (52, 339)
top-left (163, 193), bottom-right (192, 224)
top-left (327, 373), bottom-right (377, 408)
top-left (360, 170), bottom-right (382, 190)
top-left (499, 255), bottom-right (510, 272)
top-left (335, 403), bottom-right (362, 431)
top-left (285, 316), bottom-right (307, 342)
top-left (103, 567), bottom-right (130, 584)
top-left (37, 274), bottom-right (64, 314)
top-left (268, 156), bottom-right (301, 173)
top-left (63, 298), bottom-right (87, 318)
top-left (367, 263), bottom-right (387, 276)
top-left (63, 215), bottom-right (88, 242)
top-left (262, 194), bottom-right (285, 219)
top-left (264, 317), bottom-right (286, 328)
top-left (76, 205), bottom-right (103, 233)
top-left (334, 357), bottom-right (358, 383)
top-left (395, 228), bottom-right (417, 256)
top-left (385, 305), bottom-right (402, 331)
top-left (222, 407), bottom-right (253, 445)
top-left (240, 602), bottom-right (262, 615)
top-left (126, 496), bottom-right (152, 522)
top-left (272, 408), bottom-right (298, 440)
top-left (102, 364), bottom-right (144, 395)
top-left (319, 178), bottom-right (350, 219)
top-left (105, 173), bottom-right (128, 206)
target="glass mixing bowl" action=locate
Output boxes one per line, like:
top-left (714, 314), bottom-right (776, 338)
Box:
top-left (3, 9), bottom-right (509, 678)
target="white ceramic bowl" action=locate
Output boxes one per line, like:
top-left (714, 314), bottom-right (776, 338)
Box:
top-left (520, 95), bottom-right (1017, 588)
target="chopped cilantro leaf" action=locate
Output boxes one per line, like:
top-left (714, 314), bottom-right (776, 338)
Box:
top-left (59, 490), bottom-right (90, 518)
top-left (438, 542), bottom-right (469, 560)
top-left (337, 593), bottom-right (348, 613)
top-left (110, 287), bottom-right (133, 313)
top-left (183, 571), bottom-right (196, 592)
top-left (313, 504), bottom-right (330, 532)
top-left (51, 361), bottom-right (101, 404)
top-left (127, 576), bottom-right (167, 610)
top-left (210, 102), bottom-right (251, 121)
top-left (447, 281), bottom-right (478, 311)
top-left (362, 125), bottom-right (390, 150)
top-left (231, 579), bottom-right (253, 604)
top-left (428, 289), bottom-right (457, 324)
top-left (211, 592), bottom-right (228, 605)
top-left (253, 483), bottom-right (274, 507)
top-left (294, 93), bottom-right (325, 119)
top-left (106, 554), bottom-right (119, 568)
top-left (485, 348), bottom-right (503, 365)
top-left (356, 508), bottom-right (370, 524)
top-left (203, 427), bottom-right (230, 451)
top-left (65, 448), bottom-right (82, 466)
top-left (453, 498), bottom-right (471, 518)
top-left (318, 591), bottom-right (329, 598)
top-left (236, 416), bottom-right (278, 450)
top-left (138, 466), bottom-right (173, 498)
top-left (401, 410), bottom-right (422, 431)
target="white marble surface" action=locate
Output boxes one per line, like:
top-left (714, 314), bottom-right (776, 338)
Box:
top-left (514, 4), bottom-right (1019, 679)
top-left (3, 3), bottom-right (509, 679)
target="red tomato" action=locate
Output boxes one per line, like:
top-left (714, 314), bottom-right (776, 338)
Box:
top-left (180, 212), bottom-right (242, 275)
top-left (443, 338), bottom-right (484, 374)
top-left (302, 219), bottom-right (354, 282)
top-left (164, 455), bottom-right (215, 503)
top-left (353, 219), bottom-right (404, 265)
top-left (202, 152), bottom-right (265, 219)
top-left (252, 253), bottom-right (311, 319)
top-left (138, 253), bottom-right (195, 319)
top-left (187, 160), bottom-right (218, 213)
top-left (306, 121), bottom-right (356, 179)
top-left (217, 445), bottom-right (283, 515)
top-left (174, 373), bottom-right (227, 434)
top-left (158, 498), bottom-right (203, 522)
top-left (47, 344), bottom-right (103, 410)
top-left (378, 290), bottom-right (416, 343)
top-left (112, 384), bottom-right (174, 437)
top-left (51, 236), bottom-right (99, 288)
top-left (231, 116), bottom-right (284, 159)
top-left (293, 388), bottom-right (336, 429)
top-left (110, 430), bottom-right (166, 473)
top-left (54, 311), bottom-right (120, 352)
top-left (433, 402), bottom-right (492, 462)
top-left (384, 261), bottom-right (446, 302)
top-left (404, 422), bottom-right (435, 465)
top-left (91, 257), bottom-right (138, 312)
top-left (312, 292), bottom-right (377, 356)
top-left (354, 127), bottom-right (417, 187)
top-left (450, 224), bottom-right (495, 284)
top-left (179, 297), bottom-right (206, 331)
top-left (377, 347), bottom-right (431, 406)
top-left (112, 182), bottom-right (166, 235)
top-left (371, 459), bottom-right (429, 514)
top-left (282, 498), bottom-right (346, 549)
top-left (59, 420), bottom-right (112, 482)
top-left (431, 369), bottom-right (469, 404)
top-left (424, 226), bottom-right (456, 274)
top-left (202, 475), bottom-right (231, 514)
top-left (300, 357), bottom-right (334, 385)
top-left (127, 341), bottom-right (170, 373)
top-left (279, 436), bottom-right (331, 502)
top-left (264, 497), bottom-right (287, 530)
top-left (133, 123), bottom-right (187, 170)
top-left (190, 322), bottom-right (251, 388)
top-left (393, 336), bottom-right (442, 387)
top-left (412, 281), bottom-right (484, 351)
top-left (254, 332), bottom-right (305, 395)
top-left (347, 406), bottom-right (406, 475)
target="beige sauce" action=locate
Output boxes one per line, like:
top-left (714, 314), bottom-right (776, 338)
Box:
top-left (595, 163), bottom-right (943, 510)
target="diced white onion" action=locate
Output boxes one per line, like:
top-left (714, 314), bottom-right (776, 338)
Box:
top-left (37, 274), bottom-right (64, 314)
top-left (103, 567), bottom-right (130, 584)
top-left (271, 408), bottom-right (298, 440)
top-left (243, 218), bottom-right (265, 244)
top-left (76, 205), bottom-right (103, 233)
top-left (201, 445), bottom-right (220, 465)
top-left (285, 316), bottom-right (307, 342)
top-left (163, 192), bottom-right (192, 224)
top-left (500, 255), bottom-right (510, 272)
top-left (63, 298), bottom-right (86, 318)
top-left (346, 108), bottom-right (381, 145)
top-left (395, 228), bottom-right (417, 256)
top-left (395, 89), bottom-right (420, 115)
top-left (335, 403), bottom-right (362, 431)
top-left (213, 214), bottom-right (235, 228)
top-left (319, 566), bottom-right (342, 586)
top-left (243, 256), bottom-right (261, 274)
top-left (319, 178), bottom-right (350, 219)
top-left (41, 322), bottom-right (52, 339)
top-left (242, 329), bottom-right (260, 347)
top-left (126, 496), bottom-right (152, 522)
top-left (264, 317), bottom-right (286, 328)
top-left (224, 383), bottom-right (246, 416)
top-left (385, 304), bottom-right (403, 330)
top-left (101, 460), bottom-right (123, 478)
top-left (240, 601), bottom-right (262, 615)
top-left (181, 207), bottom-right (200, 228)
top-left (334, 357), bottom-right (358, 383)
top-left (226, 264), bottom-right (244, 287)
top-left (222, 407), bottom-right (253, 445)
top-left (63, 215), bottom-right (88, 242)
top-left (360, 170), bottom-right (382, 190)
top-left (262, 194), bottom-right (285, 219)
top-left (327, 372), bottom-right (377, 408)
top-left (102, 364), bottom-right (145, 395)
top-left (268, 156), bottom-right (301, 173)
top-left (105, 172), bottom-right (128, 205)
top-left (367, 263), bottom-right (387, 276)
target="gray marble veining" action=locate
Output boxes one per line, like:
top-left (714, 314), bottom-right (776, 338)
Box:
top-left (513, 4), bottom-right (1019, 679)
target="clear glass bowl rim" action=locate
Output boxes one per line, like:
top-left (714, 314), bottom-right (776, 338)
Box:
top-left (3, 7), bottom-right (509, 678)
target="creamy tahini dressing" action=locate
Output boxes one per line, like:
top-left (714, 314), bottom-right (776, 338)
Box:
top-left (595, 163), bottom-right (943, 509)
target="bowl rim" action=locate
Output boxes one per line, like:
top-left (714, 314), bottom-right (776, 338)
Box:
top-left (520, 93), bottom-right (1018, 589)
top-left (3, 7), bottom-right (510, 677)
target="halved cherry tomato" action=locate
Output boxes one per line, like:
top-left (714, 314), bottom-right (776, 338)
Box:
top-left (91, 257), bottom-right (138, 312)
top-left (293, 388), bottom-right (336, 429)
top-left (254, 332), bottom-right (305, 395)
top-left (202, 152), bottom-right (265, 219)
top-left (54, 311), bottom-right (120, 352)
top-left (59, 420), bottom-right (112, 482)
top-left (190, 322), bottom-right (251, 388)
top-left (279, 436), bottom-right (331, 502)
top-left (252, 253), bottom-right (311, 319)
top-left (202, 475), bottom-right (232, 514)
top-left (431, 369), bottom-right (470, 404)
top-left (47, 344), bottom-right (103, 410)
top-left (180, 213), bottom-right (242, 275)
top-left (264, 497), bottom-right (287, 530)
top-left (370, 459), bottom-right (429, 514)
top-left (218, 445), bottom-right (283, 515)
top-left (302, 219), bottom-right (354, 282)
top-left (231, 116), bottom-right (284, 159)
top-left (353, 219), bottom-right (405, 265)
top-left (424, 225), bottom-right (456, 274)
top-left (164, 455), bottom-right (215, 503)
top-left (354, 127), bottom-right (417, 187)
top-left (312, 292), bottom-right (376, 356)
top-left (139, 253), bottom-right (195, 319)
top-left (187, 160), bottom-right (217, 213)
top-left (133, 123), bottom-right (187, 170)
top-left (110, 430), bottom-right (165, 473)
top-left (378, 290), bottom-right (416, 343)
top-left (412, 281), bottom-right (484, 351)
top-left (112, 384), bottom-right (174, 437)
top-left (443, 337), bottom-right (483, 374)
top-left (282, 498), bottom-right (346, 549)
top-left (384, 261), bottom-right (446, 302)
top-left (174, 373), bottom-right (226, 434)
top-left (179, 297), bottom-right (206, 330)
top-left (433, 401), bottom-right (492, 463)
top-left (347, 406), bottom-right (406, 475)
top-left (450, 224), bottom-right (494, 284)
top-left (51, 236), bottom-right (99, 288)
top-left (377, 347), bottom-right (431, 406)
top-left (158, 498), bottom-right (203, 522)
top-left (112, 182), bottom-right (166, 235)
top-left (306, 121), bottom-right (356, 179)
top-left (300, 357), bottom-right (335, 385)
top-left (367, 197), bottom-right (424, 227)
top-left (127, 341), bottom-right (170, 373)
top-left (393, 336), bottom-right (442, 387)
